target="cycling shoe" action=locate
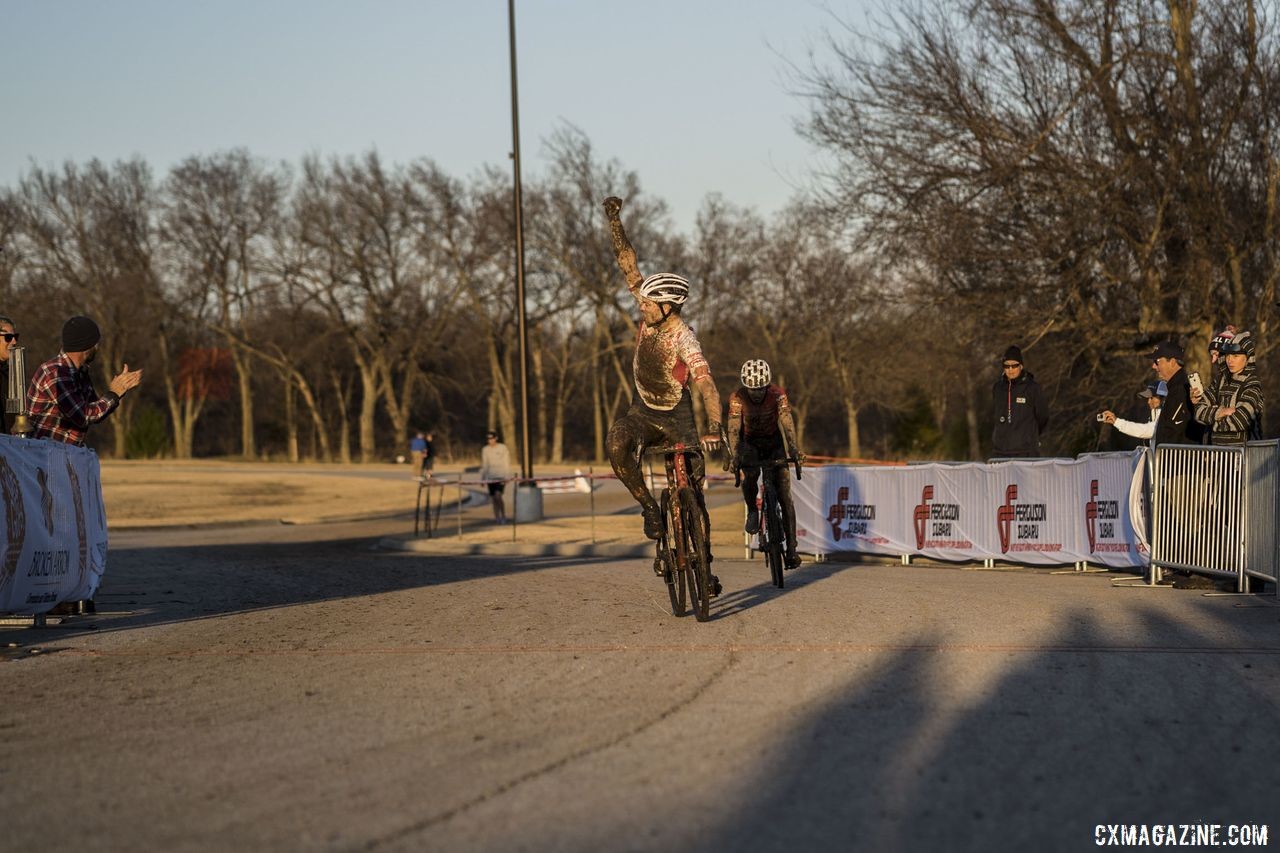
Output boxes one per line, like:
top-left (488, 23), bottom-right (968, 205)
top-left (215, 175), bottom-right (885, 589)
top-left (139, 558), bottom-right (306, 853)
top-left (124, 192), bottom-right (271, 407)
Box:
top-left (642, 505), bottom-right (663, 540)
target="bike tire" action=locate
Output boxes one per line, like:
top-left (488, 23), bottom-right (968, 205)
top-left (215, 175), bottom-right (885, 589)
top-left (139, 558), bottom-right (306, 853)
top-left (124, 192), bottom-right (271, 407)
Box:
top-left (767, 544), bottom-right (784, 588)
top-left (679, 488), bottom-right (712, 622)
top-left (660, 488), bottom-right (686, 616)
top-left (765, 493), bottom-right (785, 588)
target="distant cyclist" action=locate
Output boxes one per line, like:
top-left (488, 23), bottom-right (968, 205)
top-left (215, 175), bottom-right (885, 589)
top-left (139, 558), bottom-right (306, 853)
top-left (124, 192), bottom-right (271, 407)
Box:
top-left (726, 359), bottom-right (804, 570)
top-left (601, 196), bottom-right (724, 541)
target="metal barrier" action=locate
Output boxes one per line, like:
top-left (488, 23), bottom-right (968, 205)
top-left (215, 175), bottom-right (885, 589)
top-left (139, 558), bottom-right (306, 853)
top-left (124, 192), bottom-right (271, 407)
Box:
top-left (1244, 441), bottom-right (1280, 588)
top-left (1150, 442), bottom-right (1279, 590)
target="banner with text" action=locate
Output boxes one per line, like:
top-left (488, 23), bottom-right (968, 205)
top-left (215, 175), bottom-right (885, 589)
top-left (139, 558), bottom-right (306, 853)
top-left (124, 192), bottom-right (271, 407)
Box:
top-left (794, 450), bottom-right (1146, 567)
top-left (0, 436), bottom-right (108, 614)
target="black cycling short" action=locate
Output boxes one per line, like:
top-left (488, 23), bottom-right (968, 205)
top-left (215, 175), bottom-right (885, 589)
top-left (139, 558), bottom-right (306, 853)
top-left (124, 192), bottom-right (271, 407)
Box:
top-left (738, 434), bottom-right (785, 468)
top-left (607, 389), bottom-right (704, 505)
top-left (487, 481), bottom-right (506, 496)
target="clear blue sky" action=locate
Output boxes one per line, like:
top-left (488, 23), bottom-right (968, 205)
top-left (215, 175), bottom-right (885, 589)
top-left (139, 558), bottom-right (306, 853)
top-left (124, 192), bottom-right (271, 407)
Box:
top-left (1, 0), bottom-right (872, 232)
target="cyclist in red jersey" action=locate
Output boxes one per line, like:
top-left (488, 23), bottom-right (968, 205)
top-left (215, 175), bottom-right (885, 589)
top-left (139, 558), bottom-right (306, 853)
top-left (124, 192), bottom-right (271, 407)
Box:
top-left (602, 196), bottom-right (724, 541)
top-left (727, 359), bottom-right (804, 569)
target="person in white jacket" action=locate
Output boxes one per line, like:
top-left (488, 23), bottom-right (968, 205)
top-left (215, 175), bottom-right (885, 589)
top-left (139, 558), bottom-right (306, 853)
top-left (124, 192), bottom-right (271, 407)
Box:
top-left (479, 430), bottom-right (513, 523)
top-left (1101, 381), bottom-right (1164, 445)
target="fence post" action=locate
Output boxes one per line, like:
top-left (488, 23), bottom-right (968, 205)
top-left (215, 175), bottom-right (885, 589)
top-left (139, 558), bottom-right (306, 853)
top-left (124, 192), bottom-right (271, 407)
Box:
top-left (510, 476), bottom-right (518, 543)
top-left (589, 465), bottom-right (595, 544)
top-left (1149, 447), bottom-right (1162, 585)
top-left (414, 479), bottom-right (424, 537)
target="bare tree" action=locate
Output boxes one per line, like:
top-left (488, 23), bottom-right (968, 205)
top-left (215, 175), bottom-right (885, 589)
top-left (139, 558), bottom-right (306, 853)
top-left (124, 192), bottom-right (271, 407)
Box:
top-left (13, 159), bottom-right (165, 456)
top-left (801, 0), bottom-right (1280, 442)
top-left (163, 149), bottom-right (286, 459)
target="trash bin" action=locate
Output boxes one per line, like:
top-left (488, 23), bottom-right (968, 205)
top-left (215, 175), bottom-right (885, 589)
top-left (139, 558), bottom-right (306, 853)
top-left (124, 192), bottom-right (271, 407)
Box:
top-left (515, 484), bottom-right (543, 523)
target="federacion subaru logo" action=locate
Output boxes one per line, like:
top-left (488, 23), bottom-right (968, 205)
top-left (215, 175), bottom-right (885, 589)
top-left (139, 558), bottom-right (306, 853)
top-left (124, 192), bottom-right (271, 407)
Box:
top-left (1085, 478), bottom-right (1125, 553)
top-left (996, 483), bottom-right (1056, 554)
top-left (913, 485), bottom-right (966, 550)
top-left (826, 486), bottom-right (876, 541)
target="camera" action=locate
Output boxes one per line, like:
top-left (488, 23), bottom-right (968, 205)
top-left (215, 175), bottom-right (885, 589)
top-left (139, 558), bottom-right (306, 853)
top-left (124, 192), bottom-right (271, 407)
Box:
top-left (1096, 413), bottom-right (1107, 422)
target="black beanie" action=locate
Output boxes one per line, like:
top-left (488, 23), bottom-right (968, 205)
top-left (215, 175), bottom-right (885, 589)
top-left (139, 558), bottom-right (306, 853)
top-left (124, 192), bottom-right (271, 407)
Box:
top-left (62, 315), bottom-right (101, 353)
top-left (1002, 345), bottom-right (1023, 364)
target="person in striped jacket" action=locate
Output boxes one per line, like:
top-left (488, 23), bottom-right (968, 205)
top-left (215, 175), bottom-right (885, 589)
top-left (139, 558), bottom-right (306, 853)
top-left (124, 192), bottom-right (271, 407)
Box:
top-left (1192, 328), bottom-right (1263, 446)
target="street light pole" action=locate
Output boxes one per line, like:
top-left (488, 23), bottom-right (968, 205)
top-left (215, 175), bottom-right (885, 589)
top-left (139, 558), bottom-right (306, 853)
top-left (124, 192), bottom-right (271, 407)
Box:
top-left (508, 0), bottom-right (533, 483)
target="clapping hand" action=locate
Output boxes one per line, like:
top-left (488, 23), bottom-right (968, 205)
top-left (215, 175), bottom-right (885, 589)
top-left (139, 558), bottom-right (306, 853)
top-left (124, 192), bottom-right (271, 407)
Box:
top-left (109, 363), bottom-right (143, 397)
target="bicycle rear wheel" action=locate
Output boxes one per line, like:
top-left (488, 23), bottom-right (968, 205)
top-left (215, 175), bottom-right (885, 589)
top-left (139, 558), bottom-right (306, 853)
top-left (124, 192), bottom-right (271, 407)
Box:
top-left (659, 488), bottom-right (686, 616)
top-left (679, 488), bottom-right (712, 622)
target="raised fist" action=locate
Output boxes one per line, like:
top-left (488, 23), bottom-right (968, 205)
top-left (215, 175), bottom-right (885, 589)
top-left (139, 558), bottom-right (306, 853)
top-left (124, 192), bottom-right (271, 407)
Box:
top-left (603, 196), bottom-right (623, 218)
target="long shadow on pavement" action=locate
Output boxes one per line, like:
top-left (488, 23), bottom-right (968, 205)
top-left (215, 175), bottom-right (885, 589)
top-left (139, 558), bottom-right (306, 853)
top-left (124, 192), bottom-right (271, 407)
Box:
top-left (1, 529), bottom-right (618, 646)
top-left (693, 601), bottom-right (1280, 852)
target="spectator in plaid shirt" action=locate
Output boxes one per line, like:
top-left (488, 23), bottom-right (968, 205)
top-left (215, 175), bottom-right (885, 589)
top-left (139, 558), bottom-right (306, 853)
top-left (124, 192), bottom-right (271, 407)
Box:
top-left (27, 315), bottom-right (142, 446)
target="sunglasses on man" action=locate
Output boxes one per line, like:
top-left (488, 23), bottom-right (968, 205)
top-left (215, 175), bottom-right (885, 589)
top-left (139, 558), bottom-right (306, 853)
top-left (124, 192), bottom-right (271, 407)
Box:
top-left (0, 332), bottom-right (18, 343)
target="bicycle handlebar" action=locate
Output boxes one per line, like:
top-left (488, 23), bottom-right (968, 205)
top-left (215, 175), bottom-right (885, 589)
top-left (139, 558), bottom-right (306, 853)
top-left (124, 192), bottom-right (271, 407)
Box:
top-left (644, 443), bottom-right (705, 458)
top-left (730, 455), bottom-right (804, 482)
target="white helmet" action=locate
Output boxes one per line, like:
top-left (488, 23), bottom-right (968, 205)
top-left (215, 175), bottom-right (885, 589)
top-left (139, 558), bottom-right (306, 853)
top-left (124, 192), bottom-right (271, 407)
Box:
top-left (740, 359), bottom-right (771, 389)
top-left (638, 273), bottom-right (689, 305)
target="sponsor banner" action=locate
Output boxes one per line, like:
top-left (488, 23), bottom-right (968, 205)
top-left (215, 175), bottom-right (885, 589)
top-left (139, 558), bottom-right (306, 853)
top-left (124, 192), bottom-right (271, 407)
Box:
top-left (797, 465), bottom-right (904, 557)
top-left (795, 450), bottom-right (1146, 567)
top-left (1079, 452), bottom-right (1149, 567)
top-left (0, 436), bottom-right (108, 614)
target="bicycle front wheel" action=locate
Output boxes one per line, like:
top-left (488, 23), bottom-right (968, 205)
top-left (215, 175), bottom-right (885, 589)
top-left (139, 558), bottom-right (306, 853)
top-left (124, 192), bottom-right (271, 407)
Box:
top-left (679, 488), bottom-right (712, 622)
top-left (764, 492), bottom-right (785, 588)
top-left (659, 488), bottom-right (686, 616)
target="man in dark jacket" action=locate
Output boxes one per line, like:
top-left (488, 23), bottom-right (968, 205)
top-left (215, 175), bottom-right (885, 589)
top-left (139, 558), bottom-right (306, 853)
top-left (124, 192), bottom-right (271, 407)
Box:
top-left (991, 345), bottom-right (1049, 458)
top-left (1150, 341), bottom-right (1205, 446)
top-left (0, 315), bottom-right (18, 434)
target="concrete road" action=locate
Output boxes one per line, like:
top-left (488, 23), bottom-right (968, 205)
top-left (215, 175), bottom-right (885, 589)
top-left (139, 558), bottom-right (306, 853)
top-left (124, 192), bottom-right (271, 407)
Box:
top-left (2, 519), bottom-right (1278, 852)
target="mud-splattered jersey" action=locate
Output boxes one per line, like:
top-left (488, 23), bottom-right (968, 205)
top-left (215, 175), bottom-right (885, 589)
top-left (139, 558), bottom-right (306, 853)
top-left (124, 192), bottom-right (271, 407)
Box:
top-left (729, 385), bottom-right (790, 438)
top-left (633, 318), bottom-right (711, 411)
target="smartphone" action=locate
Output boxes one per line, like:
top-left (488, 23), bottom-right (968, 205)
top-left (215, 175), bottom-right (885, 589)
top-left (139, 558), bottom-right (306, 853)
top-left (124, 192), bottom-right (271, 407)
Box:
top-left (1189, 372), bottom-right (1203, 395)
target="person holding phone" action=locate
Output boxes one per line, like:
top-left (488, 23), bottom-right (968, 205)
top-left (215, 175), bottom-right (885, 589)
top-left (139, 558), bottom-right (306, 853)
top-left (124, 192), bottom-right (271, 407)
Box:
top-left (1191, 329), bottom-right (1263, 446)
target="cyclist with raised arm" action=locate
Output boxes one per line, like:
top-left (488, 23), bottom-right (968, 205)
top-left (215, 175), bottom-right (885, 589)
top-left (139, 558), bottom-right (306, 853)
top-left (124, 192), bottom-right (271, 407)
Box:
top-left (727, 359), bottom-right (804, 570)
top-left (601, 196), bottom-right (723, 547)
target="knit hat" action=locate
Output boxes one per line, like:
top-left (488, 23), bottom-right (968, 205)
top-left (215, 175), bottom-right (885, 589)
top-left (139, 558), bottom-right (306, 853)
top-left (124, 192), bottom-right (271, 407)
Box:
top-left (1218, 328), bottom-right (1255, 359)
top-left (1002, 345), bottom-right (1023, 364)
top-left (1209, 325), bottom-right (1237, 353)
top-left (61, 315), bottom-right (101, 353)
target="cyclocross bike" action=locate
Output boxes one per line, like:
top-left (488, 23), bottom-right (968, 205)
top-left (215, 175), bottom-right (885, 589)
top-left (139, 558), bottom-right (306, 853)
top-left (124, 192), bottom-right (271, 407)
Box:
top-left (738, 456), bottom-right (802, 589)
top-left (648, 443), bottom-right (719, 621)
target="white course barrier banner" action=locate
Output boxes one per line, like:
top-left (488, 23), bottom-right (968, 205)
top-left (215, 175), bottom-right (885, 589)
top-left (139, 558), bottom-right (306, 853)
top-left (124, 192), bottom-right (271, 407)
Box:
top-left (794, 450), bottom-right (1146, 567)
top-left (0, 435), bottom-right (108, 614)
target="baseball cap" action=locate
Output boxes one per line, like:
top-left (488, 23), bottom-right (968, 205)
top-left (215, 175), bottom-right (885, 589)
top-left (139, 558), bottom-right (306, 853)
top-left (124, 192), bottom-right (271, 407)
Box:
top-left (1149, 341), bottom-right (1185, 362)
top-left (1138, 380), bottom-right (1168, 399)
